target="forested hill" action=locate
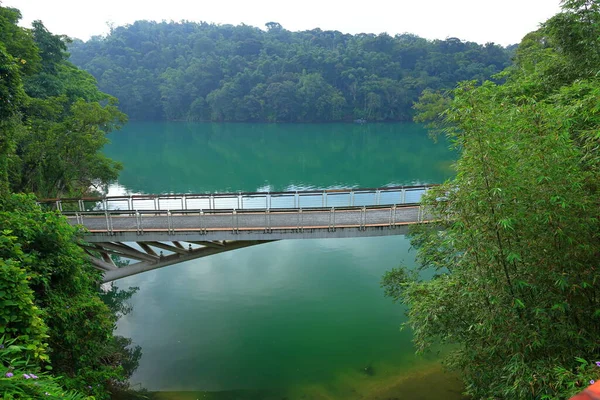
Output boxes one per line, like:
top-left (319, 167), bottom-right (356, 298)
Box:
top-left (69, 21), bottom-right (514, 122)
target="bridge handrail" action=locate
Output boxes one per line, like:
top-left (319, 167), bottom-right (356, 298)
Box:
top-left (61, 202), bottom-right (422, 216)
top-left (65, 204), bottom-right (430, 235)
top-left (39, 184), bottom-right (436, 212)
top-left (38, 183), bottom-right (437, 202)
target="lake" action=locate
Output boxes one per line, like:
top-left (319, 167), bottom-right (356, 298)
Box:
top-left (105, 121), bottom-right (464, 400)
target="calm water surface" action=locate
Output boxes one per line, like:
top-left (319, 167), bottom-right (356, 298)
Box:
top-left (106, 122), bottom-right (463, 399)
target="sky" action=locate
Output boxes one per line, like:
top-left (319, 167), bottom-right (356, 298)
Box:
top-left (6, 0), bottom-right (562, 46)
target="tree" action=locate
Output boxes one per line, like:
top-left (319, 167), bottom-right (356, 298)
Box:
top-left (382, 2), bottom-right (600, 398)
top-left (0, 194), bottom-right (127, 399)
top-left (0, 6), bottom-right (139, 399)
top-left (0, 44), bottom-right (24, 195)
top-left (265, 22), bottom-right (283, 32)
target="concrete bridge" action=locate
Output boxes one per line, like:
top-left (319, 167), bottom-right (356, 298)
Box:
top-left (40, 185), bottom-right (436, 282)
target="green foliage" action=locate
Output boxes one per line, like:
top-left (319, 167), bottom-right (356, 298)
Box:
top-left (0, 7), bottom-right (41, 75)
top-left (30, 20), bottom-right (70, 74)
top-left (0, 7), bottom-right (144, 399)
top-left (0, 194), bottom-right (144, 398)
top-left (15, 97), bottom-right (125, 197)
top-left (0, 44), bottom-right (24, 195)
top-left (0, 44), bottom-right (25, 119)
top-left (0, 244), bottom-right (49, 363)
top-left (412, 89), bottom-right (452, 136)
top-left (384, 2), bottom-right (600, 399)
top-left (0, 5), bottom-right (127, 198)
top-left (0, 194), bottom-right (139, 399)
top-left (0, 337), bottom-right (92, 399)
top-left (68, 22), bottom-right (512, 122)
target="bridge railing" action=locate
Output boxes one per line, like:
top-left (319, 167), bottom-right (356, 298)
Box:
top-left (40, 184), bottom-right (435, 212)
top-left (64, 204), bottom-right (431, 235)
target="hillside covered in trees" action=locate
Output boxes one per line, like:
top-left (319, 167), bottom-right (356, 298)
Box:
top-left (69, 22), bottom-right (513, 122)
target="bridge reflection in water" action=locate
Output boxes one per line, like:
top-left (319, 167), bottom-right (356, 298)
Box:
top-left (40, 185), bottom-right (436, 282)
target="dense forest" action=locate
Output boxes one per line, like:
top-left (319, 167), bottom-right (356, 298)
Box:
top-left (68, 22), bottom-right (513, 122)
top-left (383, 0), bottom-right (600, 398)
top-left (1, 6), bottom-right (141, 399)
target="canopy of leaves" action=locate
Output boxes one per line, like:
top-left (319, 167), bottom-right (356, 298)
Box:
top-left (68, 22), bottom-right (512, 122)
top-left (0, 6), bottom-right (127, 198)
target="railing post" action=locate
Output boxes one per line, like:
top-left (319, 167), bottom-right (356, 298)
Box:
top-left (182, 195), bottom-right (187, 210)
top-left (128, 196), bottom-right (133, 211)
top-left (136, 211), bottom-right (142, 235)
top-left (167, 211), bottom-right (173, 234)
top-left (209, 195), bottom-right (214, 210)
top-left (330, 207), bottom-right (336, 231)
top-left (350, 191), bottom-right (354, 207)
top-left (322, 192), bottom-right (326, 207)
top-left (375, 190), bottom-right (380, 206)
top-left (105, 211), bottom-right (113, 235)
top-left (361, 206), bottom-right (366, 231)
top-left (78, 200), bottom-right (84, 212)
top-left (264, 209), bottom-right (271, 233)
top-left (401, 188), bottom-right (406, 204)
top-left (297, 208), bottom-right (303, 232)
top-left (392, 205), bottom-right (397, 228)
top-left (238, 193), bottom-right (242, 210)
top-left (232, 210), bottom-right (238, 234)
top-left (199, 210), bottom-right (205, 234)
top-left (294, 191), bottom-right (298, 209)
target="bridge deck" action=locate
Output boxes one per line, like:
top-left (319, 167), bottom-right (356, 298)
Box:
top-left (67, 204), bottom-right (429, 241)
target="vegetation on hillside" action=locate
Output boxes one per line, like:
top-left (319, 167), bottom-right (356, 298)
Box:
top-left (382, 1), bottom-right (600, 398)
top-left (0, 6), bottom-right (126, 199)
top-left (68, 22), bottom-right (513, 122)
top-left (1, 6), bottom-right (140, 399)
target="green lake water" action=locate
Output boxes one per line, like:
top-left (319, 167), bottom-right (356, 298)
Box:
top-left (105, 122), bottom-right (464, 399)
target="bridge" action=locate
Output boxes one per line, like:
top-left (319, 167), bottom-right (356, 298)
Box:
top-left (40, 185), bottom-right (436, 282)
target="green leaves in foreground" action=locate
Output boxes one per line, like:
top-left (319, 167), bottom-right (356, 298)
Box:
top-left (383, 2), bottom-right (600, 399)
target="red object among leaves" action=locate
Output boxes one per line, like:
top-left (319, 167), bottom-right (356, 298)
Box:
top-left (570, 381), bottom-right (600, 400)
